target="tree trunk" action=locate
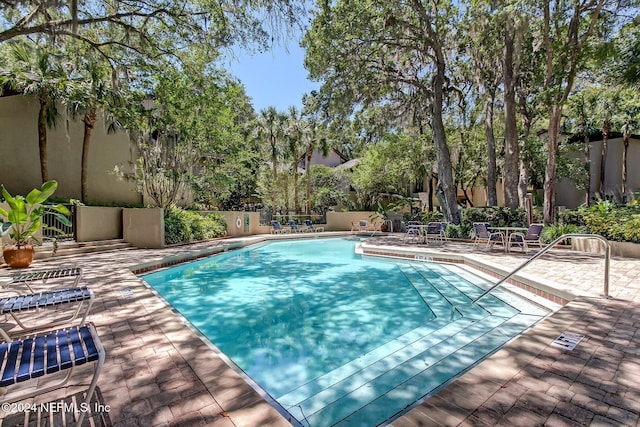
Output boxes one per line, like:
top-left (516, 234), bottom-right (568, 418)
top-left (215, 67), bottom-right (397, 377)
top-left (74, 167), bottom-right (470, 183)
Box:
top-left (283, 175), bottom-right (290, 220)
top-left (503, 18), bottom-right (519, 209)
top-left (599, 119), bottom-right (610, 199)
top-left (38, 98), bottom-right (48, 183)
top-left (518, 156), bottom-right (529, 209)
top-left (427, 174), bottom-right (434, 213)
top-left (584, 132), bottom-right (591, 205)
top-left (622, 127), bottom-right (630, 202)
top-left (305, 147), bottom-right (313, 214)
top-left (518, 113), bottom-right (532, 207)
top-left (293, 157), bottom-right (300, 214)
top-left (543, 104), bottom-right (562, 224)
top-left (81, 108), bottom-right (97, 203)
top-left (432, 64), bottom-right (460, 224)
top-left (484, 94), bottom-right (498, 206)
top-left (271, 135), bottom-right (277, 217)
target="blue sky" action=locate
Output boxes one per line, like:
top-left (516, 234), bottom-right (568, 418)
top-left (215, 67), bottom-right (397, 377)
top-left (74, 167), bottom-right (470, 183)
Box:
top-left (226, 42), bottom-right (320, 113)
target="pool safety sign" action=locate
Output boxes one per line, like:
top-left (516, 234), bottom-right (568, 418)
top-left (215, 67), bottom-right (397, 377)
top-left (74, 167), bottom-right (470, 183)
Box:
top-left (551, 331), bottom-right (585, 350)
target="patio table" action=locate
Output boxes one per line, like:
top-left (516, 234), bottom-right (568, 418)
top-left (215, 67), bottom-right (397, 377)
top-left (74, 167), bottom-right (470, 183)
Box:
top-left (490, 226), bottom-right (528, 252)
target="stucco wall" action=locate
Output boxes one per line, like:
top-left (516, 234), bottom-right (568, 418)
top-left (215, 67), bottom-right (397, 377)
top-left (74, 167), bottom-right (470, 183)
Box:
top-left (326, 211), bottom-right (379, 231)
top-left (572, 238), bottom-right (640, 259)
top-left (557, 137), bottom-right (640, 208)
top-left (123, 208), bottom-right (164, 248)
top-left (212, 211), bottom-right (261, 237)
top-left (0, 95), bottom-right (141, 204)
top-left (76, 206), bottom-right (123, 242)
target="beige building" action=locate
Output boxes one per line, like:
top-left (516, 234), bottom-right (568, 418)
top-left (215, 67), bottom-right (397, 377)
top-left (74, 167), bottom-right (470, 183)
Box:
top-left (0, 95), bottom-right (141, 204)
top-left (2, 94), bottom-right (639, 212)
top-left (556, 133), bottom-right (640, 208)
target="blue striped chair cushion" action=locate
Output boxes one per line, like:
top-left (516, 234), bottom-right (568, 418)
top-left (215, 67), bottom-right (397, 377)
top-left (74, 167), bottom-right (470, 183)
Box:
top-left (0, 287), bottom-right (92, 314)
top-left (0, 325), bottom-right (100, 387)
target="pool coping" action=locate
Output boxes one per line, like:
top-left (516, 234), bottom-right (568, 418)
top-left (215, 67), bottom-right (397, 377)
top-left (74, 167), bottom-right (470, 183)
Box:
top-left (130, 235), bottom-right (575, 426)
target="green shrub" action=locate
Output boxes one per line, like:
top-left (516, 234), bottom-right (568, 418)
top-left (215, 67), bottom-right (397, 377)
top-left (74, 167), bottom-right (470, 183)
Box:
top-left (420, 211), bottom-right (445, 223)
top-left (165, 207), bottom-right (193, 244)
top-left (580, 203), bottom-right (640, 243)
top-left (557, 209), bottom-right (586, 226)
top-left (164, 206), bottom-right (227, 244)
top-left (462, 206), bottom-right (526, 227)
top-left (540, 224), bottom-right (586, 244)
top-left (444, 223), bottom-right (472, 239)
top-left (198, 212), bottom-right (227, 238)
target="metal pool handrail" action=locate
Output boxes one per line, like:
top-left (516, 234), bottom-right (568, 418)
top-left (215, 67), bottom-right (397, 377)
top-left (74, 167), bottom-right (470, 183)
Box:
top-left (463, 234), bottom-right (611, 310)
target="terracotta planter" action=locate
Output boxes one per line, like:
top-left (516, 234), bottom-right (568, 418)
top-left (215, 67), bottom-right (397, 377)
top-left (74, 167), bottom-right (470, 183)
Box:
top-left (2, 245), bottom-right (35, 268)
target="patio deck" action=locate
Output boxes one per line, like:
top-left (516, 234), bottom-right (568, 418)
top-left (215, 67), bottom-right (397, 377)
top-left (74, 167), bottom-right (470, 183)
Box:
top-left (1, 233), bottom-right (639, 426)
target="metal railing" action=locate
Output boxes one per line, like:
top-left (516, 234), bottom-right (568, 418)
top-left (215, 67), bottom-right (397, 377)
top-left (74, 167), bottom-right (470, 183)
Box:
top-left (452, 234), bottom-right (611, 318)
top-left (42, 204), bottom-right (76, 241)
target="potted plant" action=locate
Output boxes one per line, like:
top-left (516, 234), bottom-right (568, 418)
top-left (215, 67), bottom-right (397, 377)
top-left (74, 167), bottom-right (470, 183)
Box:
top-left (0, 181), bottom-right (71, 268)
top-left (370, 201), bottom-right (390, 232)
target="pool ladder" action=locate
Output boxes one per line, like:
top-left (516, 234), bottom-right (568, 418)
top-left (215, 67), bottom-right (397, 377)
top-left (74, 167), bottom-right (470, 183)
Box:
top-left (450, 234), bottom-right (611, 320)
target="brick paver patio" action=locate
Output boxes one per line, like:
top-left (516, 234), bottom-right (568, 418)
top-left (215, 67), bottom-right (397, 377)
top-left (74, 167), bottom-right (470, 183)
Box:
top-left (1, 233), bottom-right (639, 426)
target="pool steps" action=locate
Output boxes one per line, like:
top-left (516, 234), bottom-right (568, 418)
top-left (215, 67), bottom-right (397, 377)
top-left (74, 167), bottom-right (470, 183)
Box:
top-left (280, 263), bottom-right (548, 426)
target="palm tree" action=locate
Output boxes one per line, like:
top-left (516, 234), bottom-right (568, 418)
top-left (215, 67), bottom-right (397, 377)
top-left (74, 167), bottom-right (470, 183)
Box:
top-left (0, 44), bottom-right (67, 183)
top-left (284, 106), bottom-right (306, 214)
top-left (66, 62), bottom-right (122, 203)
top-left (302, 120), bottom-right (329, 214)
top-left (254, 106), bottom-right (286, 216)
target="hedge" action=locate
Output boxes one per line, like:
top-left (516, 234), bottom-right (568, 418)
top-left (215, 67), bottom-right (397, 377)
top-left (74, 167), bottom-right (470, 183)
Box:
top-left (580, 202), bottom-right (640, 244)
top-left (165, 206), bottom-right (227, 245)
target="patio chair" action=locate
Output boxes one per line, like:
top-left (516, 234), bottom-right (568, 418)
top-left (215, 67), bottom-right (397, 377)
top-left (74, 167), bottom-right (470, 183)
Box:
top-left (304, 220), bottom-right (324, 232)
top-left (425, 222), bottom-right (447, 245)
top-left (288, 220), bottom-right (307, 233)
top-left (508, 223), bottom-right (545, 253)
top-left (1, 222), bottom-right (11, 237)
top-left (270, 220), bottom-right (290, 234)
top-left (358, 220), bottom-right (370, 231)
top-left (0, 323), bottom-right (105, 427)
top-left (5, 267), bottom-right (83, 293)
top-left (472, 222), bottom-right (505, 250)
top-left (403, 221), bottom-right (422, 243)
top-left (0, 286), bottom-right (95, 338)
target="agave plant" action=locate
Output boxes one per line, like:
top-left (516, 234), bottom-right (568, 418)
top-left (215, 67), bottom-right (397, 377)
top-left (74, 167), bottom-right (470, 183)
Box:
top-left (0, 181), bottom-right (71, 248)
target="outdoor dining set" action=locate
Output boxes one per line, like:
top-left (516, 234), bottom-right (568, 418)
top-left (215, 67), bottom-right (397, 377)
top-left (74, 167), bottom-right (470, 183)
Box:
top-left (403, 221), bottom-right (448, 245)
top-left (0, 267), bottom-right (104, 427)
top-left (403, 221), bottom-right (545, 253)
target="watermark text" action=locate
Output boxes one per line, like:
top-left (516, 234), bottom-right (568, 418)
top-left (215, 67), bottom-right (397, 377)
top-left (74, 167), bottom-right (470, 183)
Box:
top-left (1, 401), bottom-right (110, 413)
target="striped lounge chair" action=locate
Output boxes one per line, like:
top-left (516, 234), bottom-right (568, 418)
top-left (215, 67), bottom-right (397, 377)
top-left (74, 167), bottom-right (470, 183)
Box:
top-left (0, 323), bottom-right (105, 427)
top-left (0, 287), bottom-right (94, 339)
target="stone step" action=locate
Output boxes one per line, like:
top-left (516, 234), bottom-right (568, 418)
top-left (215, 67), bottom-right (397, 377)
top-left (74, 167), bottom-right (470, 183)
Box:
top-left (281, 262), bottom-right (549, 427)
top-left (286, 315), bottom-right (514, 426)
top-left (34, 239), bottom-right (134, 259)
top-left (332, 313), bottom-right (541, 427)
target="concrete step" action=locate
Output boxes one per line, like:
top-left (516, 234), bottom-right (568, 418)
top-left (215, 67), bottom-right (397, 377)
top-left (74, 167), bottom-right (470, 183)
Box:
top-left (331, 313), bottom-right (541, 427)
top-left (287, 315), bottom-right (519, 427)
top-left (34, 239), bottom-right (134, 259)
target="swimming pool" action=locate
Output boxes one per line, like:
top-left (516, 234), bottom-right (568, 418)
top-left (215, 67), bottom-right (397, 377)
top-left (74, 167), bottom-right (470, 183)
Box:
top-left (142, 238), bottom-right (548, 426)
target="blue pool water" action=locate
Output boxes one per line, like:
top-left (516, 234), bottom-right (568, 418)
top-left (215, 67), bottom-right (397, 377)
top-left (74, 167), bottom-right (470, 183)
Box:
top-left (142, 238), bottom-right (548, 426)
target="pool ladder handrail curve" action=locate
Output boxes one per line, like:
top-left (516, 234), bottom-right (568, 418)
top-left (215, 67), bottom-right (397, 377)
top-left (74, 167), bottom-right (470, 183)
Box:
top-left (454, 234), bottom-right (611, 316)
